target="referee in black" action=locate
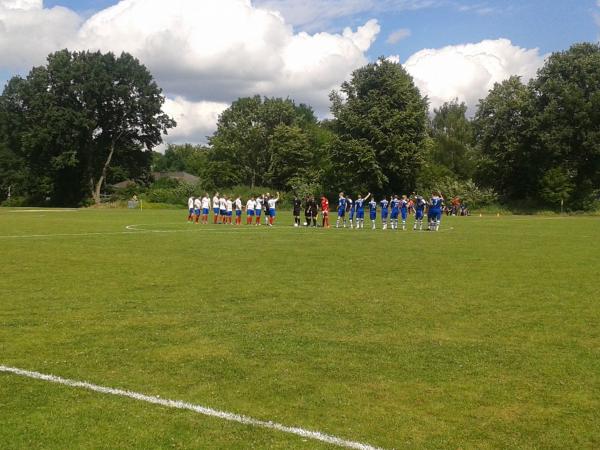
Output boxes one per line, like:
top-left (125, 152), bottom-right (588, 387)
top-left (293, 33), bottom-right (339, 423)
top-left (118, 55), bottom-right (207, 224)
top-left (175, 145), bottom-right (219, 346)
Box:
top-left (293, 195), bottom-right (302, 227)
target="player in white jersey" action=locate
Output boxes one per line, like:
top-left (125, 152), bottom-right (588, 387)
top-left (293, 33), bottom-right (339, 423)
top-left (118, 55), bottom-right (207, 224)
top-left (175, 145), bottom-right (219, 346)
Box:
top-left (187, 196), bottom-right (195, 223)
top-left (212, 192), bottom-right (220, 224)
top-left (267, 192), bottom-right (280, 226)
top-left (234, 196), bottom-right (243, 225)
top-left (246, 197), bottom-right (256, 225)
top-left (219, 196), bottom-right (227, 224)
top-left (226, 197), bottom-right (233, 225)
top-left (254, 195), bottom-right (264, 225)
top-left (201, 194), bottom-right (211, 224)
top-left (193, 197), bottom-right (202, 224)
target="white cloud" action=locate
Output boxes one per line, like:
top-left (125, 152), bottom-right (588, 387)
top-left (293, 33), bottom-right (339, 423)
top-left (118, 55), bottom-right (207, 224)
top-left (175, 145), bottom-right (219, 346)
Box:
top-left (0, 0), bottom-right (381, 144)
top-left (400, 38), bottom-right (545, 113)
top-left (162, 98), bottom-right (228, 145)
top-left (255, 0), bottom-right (437, 30)
top-left (73, 0), bottom-right (380, 142)
top-left (386, 28), bottom-right (411, 44)
top-left (0, 0), bottom-right (81, 71)
top-left (1, 0), bottom-right (41, 9)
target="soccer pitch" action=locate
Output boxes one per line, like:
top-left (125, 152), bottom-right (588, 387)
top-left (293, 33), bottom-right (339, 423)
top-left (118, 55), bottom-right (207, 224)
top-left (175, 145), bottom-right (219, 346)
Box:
top-left (1, 208), bottom-right (599, 449)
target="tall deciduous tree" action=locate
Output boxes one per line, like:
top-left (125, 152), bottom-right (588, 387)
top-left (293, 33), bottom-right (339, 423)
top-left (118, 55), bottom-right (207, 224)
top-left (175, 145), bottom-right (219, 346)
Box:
top-left (429, 99), bottom-right (477, 179)
top-left (207, 96), bottom-right (322, 189)
top-left (531, 43), bottom-right (600, 208)
top-left (0, 50), bottom-right (175, 205)
top-left (329, 58), bottom-right (428, 195)
top-left (473, 76), bottom-right (537, 200)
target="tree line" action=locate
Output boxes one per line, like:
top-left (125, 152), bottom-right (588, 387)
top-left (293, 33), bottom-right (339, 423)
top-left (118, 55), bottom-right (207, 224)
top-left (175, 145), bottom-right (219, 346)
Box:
top-left (1, 43), bottom-right (599, 210)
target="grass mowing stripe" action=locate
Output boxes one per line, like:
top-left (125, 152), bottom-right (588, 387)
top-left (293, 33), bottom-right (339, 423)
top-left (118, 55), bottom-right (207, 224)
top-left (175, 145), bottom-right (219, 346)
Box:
top-left (0, 365), bottom-right (384, 450)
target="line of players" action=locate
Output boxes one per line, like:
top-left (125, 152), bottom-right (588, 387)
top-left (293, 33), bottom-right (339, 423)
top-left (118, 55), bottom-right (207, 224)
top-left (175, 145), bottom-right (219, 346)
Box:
top-left (187, 192), bottom-right (280, 226)
top-left (187, 191), bottom-right (445, 231)
top-left (332, 192), bottom-right (443, 231)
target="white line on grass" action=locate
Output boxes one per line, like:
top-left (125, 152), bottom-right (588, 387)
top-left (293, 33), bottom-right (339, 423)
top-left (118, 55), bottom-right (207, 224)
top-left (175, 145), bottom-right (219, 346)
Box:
top-left (9, 209), bottom-right (79, 213)
top-left (0, 231), bottom-right (146, 239)
top-left (0, 365), bottom-right (383, 450)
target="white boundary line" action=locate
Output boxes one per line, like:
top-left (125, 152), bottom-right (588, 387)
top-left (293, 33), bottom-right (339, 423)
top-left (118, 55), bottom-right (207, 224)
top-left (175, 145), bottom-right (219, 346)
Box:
top-left (0, 365), bottom-right (383, 450)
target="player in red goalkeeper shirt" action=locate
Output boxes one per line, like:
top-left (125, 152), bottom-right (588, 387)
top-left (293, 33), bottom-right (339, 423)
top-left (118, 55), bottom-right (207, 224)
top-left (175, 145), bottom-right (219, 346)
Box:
top-left (321, 195), bottom-right (330, 228)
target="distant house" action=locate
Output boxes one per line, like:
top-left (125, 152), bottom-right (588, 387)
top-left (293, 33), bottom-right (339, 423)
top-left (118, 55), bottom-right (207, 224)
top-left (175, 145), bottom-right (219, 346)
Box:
top-left (111, 180), bottom-right (137, 190)
top-left (152, 171), bottom-right (200, 184)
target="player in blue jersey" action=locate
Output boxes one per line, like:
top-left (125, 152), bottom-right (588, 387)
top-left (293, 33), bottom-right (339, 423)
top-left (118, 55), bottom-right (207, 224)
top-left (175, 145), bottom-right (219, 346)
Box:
top-left (347, 196), bottom-right (355, 229)
top-left (389, 195), bottom-right (400, 230)
top-left (428, 191), bottom-right (444, 231)
top-left (400, 195), bottom-right (409, 231)
top-left (380, 197), bottom-right (389, 230)
top-left (368, 197), bottom-right (377, 229)
top-left (413, 194), bottom-right (427, 231)
top-left (336, 192), bottom-right (348, 228)
top-left (354, 193), bottom-right (371, 229)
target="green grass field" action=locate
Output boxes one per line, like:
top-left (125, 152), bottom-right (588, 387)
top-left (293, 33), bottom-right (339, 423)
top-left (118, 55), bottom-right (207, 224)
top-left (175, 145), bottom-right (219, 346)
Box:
top-left (1, 208), bottom-right (599, 449)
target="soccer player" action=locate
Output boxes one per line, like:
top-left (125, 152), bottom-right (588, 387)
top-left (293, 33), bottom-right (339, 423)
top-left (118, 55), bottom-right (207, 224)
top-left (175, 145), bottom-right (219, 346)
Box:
top-left (267, 192), bottom-right (280, 226)
top-left (212, 192), bottom-right (220, 224)
top-left (390, 195), bottom-right (400, 230)
top-left (380, 197), bottom-right (389, 230)
top-left (354, 193), bottom-right (371, 229)
top-left (187, 196), bottom-right (195, 222)
top-left (321, 195), bottom-right (330, 228)
top-left (336, 193), bottom-right (347, 228)
top-left (226, 197), bottom-right (233, 224)
top-left (428, 191), bottom-right (444, 231)
top-left (201, 193), bottom-right (211, 224)
top-left (413, 194), bottom-right (426, 231)
top-left (246, 196), bottom-right (256, 225)
top-left (368, 197), bottom-right (377, 229)
top-left (292, 196), bottom-right (302, 227)
top-left (254, 195), bottom-right (263, 225)
top-left (347, 196), bottom-right (355, 229)
top-left (263, 193), bottom-right (271, 224)
top-left (400, 195), bottom-right (409, 231)
top-left (234, 196), bottom-right (242, 225)
top-left (219, 195), bottom-right (227, 224)
top-left (193, 197), bottom-right (201, 224)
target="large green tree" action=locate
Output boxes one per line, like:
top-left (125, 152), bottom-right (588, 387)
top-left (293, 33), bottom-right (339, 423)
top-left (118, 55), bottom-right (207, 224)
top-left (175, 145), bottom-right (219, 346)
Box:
top-left (0, 50), bottom-right (175, 205)
top-left (429, 99), bottom-right (477, 179)
top-left (207, 96), bottom-right (323, 190)
top-left (530, 43), bottom-right (600, 208)
top-left (473, 76), bottom-right (537, 200)
top-left (329, 58), bottom-right (428, 195)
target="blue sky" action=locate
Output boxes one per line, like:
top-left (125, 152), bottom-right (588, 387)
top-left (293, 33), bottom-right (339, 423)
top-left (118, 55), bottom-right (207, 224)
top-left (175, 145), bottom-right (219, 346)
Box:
top-left (3, 0), bottom-right (599, 143)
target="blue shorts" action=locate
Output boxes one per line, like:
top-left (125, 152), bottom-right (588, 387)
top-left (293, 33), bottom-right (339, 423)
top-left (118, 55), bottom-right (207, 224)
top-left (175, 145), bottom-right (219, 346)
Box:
top-left (236, 210), bottom-right (242, 217)
top-left (356, 210), bottom-right (365, 219)
top-left (227, 211), bottom-right (232, 217)
top-left (401, 209), bottom-right (408, 220)
top-left (202, 208), bottom-right (209, 215)
top-left (429, 209), bottom-right (442, 221)
top-left (349, 210), bottom-right (355, 220)
top-left (255, 209), bottom-right (262, 217)
top-left (189, 208), bottom-right (194, 214)
top-left (269, 208), bottom-right (276, 217)
top-left (415, 210), bottom-right (424, 220)
top-left (220, 210), bottom-right (226, 216)
top-left (194, 209), bottom-right (200, 216)
top-left (381, 209), bottom-right (388, 219)
top-left (213, 208), bottom-right (219, 215)
top-left (391, 209), bottom-right (399, 220)
top-left (370, 212), bottom-right (376, 220)
top-left (248, 210), bottom-right (255, 217)
top-left (338, 208), bottom-right (346, 217)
